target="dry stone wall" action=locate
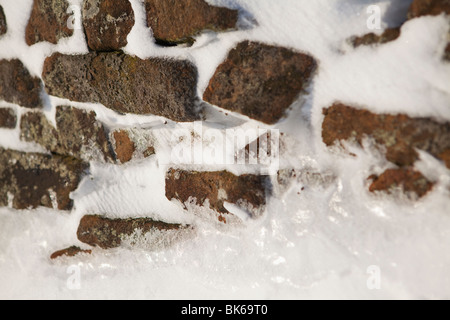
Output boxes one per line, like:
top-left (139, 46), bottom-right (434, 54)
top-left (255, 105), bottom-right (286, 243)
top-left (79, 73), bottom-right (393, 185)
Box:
top-left (0, 0), bottom-right (449, 259)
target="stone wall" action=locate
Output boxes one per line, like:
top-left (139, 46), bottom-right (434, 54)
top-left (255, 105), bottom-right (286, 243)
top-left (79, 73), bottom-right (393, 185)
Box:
top-left (0, 0), bottom-right (449, 259)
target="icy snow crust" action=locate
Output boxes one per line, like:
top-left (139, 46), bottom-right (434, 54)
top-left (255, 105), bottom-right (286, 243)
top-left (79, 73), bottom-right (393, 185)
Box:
top-left (0, 0), bottom-right (450, 299)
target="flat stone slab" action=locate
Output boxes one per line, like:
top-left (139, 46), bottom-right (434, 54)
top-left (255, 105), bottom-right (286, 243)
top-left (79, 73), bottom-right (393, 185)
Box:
top-left (77, 215), bottom-right (189, 249)
top-left (42, 52), bottom-right (200, 122)
top-left (145, 0), bottom-right (238, 45)
top-left (165, 169), bottom-right (269, 223)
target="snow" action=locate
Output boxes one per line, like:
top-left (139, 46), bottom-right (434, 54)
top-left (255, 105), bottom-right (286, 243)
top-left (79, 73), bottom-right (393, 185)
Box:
top-left (1, 0), bottom-right (450, 299)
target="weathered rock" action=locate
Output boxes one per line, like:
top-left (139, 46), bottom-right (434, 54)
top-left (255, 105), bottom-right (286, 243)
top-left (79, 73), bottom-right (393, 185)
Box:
top-left (25, 0), bottom-right (73, 46)
top-left (0, 108), bottom-right (16, 129)
top-left (82, 0), bottom-right (135, 51)
top-left (77, 215), bottom-right (187, 249)
top-left (204, 41), bottom-right (317, 124)
top-left (165, 169), bottom-right (269, 222)
top-left (350, 27), bottom-right (401, 47)
top-left (0, 59), bottom-right (42, 109)
top-left (110, 128), bottom-right (155, 163)
top-left (322, 103), bottom-right (450, 169)
top-left (42, 52), bottom-right (200, 122)
top-left (145, 0), bottom-right (238, 45)
top-left (408, 0), bottom-right (450, 19)
top-left (50, 246), bottom-right (92, 259)
top-left (112, 130), bottom-right (135, 163)
top-left (0, 148), bottom-right (88, 210)
top-left (20, 106), bottom-right (115, 163)
top-left (0, 5), bottom-right (7, 36)
top-left (368, 168), bottom-right (434, 199)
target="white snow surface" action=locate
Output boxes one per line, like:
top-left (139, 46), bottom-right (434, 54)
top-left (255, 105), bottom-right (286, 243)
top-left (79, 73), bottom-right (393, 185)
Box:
top-left (0, 0), bottom-right (450, 299)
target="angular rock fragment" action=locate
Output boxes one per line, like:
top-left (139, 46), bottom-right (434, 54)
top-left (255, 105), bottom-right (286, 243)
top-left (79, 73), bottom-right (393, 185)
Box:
top-left (25, 0), bottom-right (73, 46)
top-left (350, 27), bottom-right (401, 47)
top-left (204, 41), bottom-right (317, 124)
top-left (368, 168), bottom-right (434, 199)
top-left (0, 148), bottom-right (88, 210)
top-left (20, 106), bottom-right (115, 163)
top-left (145, 0), bottom-right (238, 45)
top-left (165, 169), bottom-right (269, 222)
top-left (110, 128), bottom-right (156, 164)
top-left (42, 52), bottom-right (200, 122)
top-left (77, 215), bottom-right (187, 249)
top-left (322, 103), bottom-right (450, 169)
top-left (0, 108), bottom-right (17, 129)
top-left (50, 246), bottom-right (92, 259)
top-left (83, 0), bottom-right (135, 51)
top-left (0, 5), bottom-right (7, 36)
top-left (0, 59), bottom-right (42, 109)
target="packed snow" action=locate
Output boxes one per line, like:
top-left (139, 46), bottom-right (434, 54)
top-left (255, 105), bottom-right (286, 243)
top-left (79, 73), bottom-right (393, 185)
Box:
top-left (0, 0), bottom-right (450, 299)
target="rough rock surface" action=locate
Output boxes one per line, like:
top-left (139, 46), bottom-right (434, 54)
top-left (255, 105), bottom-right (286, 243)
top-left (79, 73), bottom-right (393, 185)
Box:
top-left (350, 27), bottom-right (401, 47)
top-left (203, 41), bottom-right (317, 124)
top-left (145, 0), bottom-right (238, 45)
top-left (408, 0), bottom-right (450, 19)
top-left (112, 130), bottom-right (135, 163)
top-left (42, 52), bottom-right (200, 122)
top-left (165, 169), bottom-right (269, 222)
top-left (20, 106), bottom-right (115, 163)
top-left (25, 0), bottom-right (73, 46)
top-left (0, 108), bottom-right (17, 129)
top-left (50, 246), bottom-right (92, 259)
top-left (83, 0), bottom-right (135, 51)
top-left (0, 148), bottom-right (88, 210)
top-left (77, 215), bottom-right (186, 249)
top-left (322, 103), bottom-right (450, 169)
top-left (368, 168), bottom-right (434, 199)
top-left (0, 59), bottom-right (42, 109)
top-left (0, 5), bottom-right (7, 36)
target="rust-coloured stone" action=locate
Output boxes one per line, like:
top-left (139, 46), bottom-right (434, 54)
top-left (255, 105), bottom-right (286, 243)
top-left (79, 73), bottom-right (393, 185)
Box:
top-left (165, 169), bottom-right (269, 221)
top-left (77, 215), bottom-right (185, 249)
top-left (0, 108), bottom-right (16, 129)
top-left (322, 103), bottom-right (450, 169)
top-left (50, 246), bottom-right (92, 259)
top-left (204, 41), bottom-right (317, 124)
top-left (369, 168), bottom-right (434, 199)
top-left (0, 148), bottom-right (88, 210)
top-left (0, 59), bottom-right (42, 109)
top-left (42, 52), bottom-right (200, 122)
top-left (113, 130), bottom-right (135, 163)
top-left (350, 27), bottom-right (401, 47)
top-left (25, 0), bottom-right (73, 46)
top-left (408, 0), bottom-right (450, 19)
top-left (83, 0), bottom-right (135, 51)
top-left (145, 0), bottom-right (238, 45)
top-left (0, 5), bottom-right (7, 36)
top-left (20, 107), bottom-right (115, 163)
